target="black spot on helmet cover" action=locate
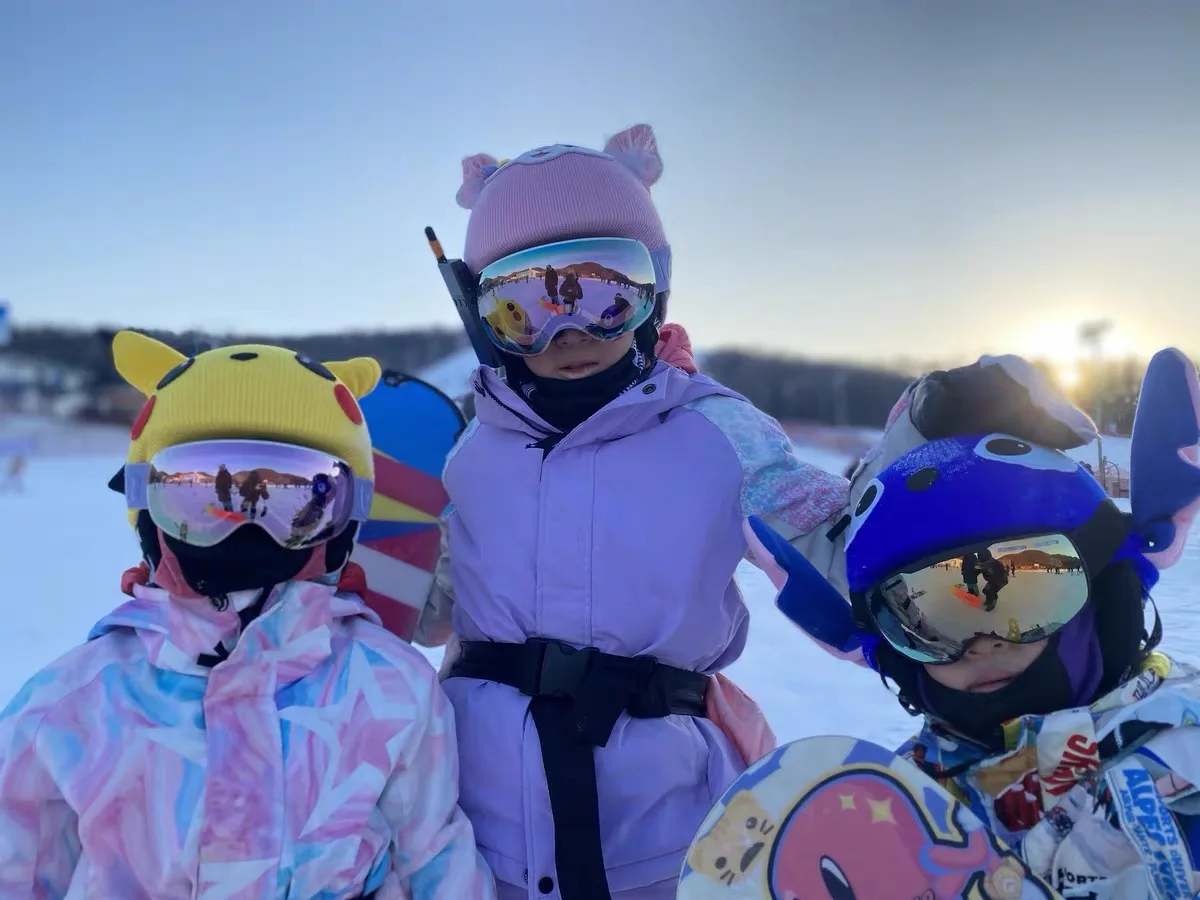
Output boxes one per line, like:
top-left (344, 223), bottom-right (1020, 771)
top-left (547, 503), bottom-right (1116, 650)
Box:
top-left (985, 437), bottom-right (1032, 456)
top-left (229, 351), bottom-right (258, 361)
top-left (906, 466), bottom-right (940, 491)
top-left (156, 357), bottom-right (195, 390)
top-left (855, 483), bottom-right (878, 516)
top-left (294, 353), bottom-right (336, 381)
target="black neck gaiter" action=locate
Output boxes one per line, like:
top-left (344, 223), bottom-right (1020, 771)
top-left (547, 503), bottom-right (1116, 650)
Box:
top-left (916, 633), bottom-right (1076, 750)
top-left (504, 344), bottom-right (651, 432)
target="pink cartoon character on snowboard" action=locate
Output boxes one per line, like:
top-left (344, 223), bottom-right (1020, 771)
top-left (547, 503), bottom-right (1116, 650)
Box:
top-left (768, 766), bottom-right (1047, 899)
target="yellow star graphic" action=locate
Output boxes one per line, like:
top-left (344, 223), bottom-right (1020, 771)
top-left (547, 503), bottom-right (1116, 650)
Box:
top-left (839, 793), bottom-right (856, 810)
top-left (868, 797), bottom-right (896, 824)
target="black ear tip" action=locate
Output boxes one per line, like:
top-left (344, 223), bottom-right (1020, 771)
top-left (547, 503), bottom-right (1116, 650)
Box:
top-left (108, 466), bottom-right (126, 494)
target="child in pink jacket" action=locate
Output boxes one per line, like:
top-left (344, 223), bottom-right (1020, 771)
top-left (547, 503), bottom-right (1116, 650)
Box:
top-left (0, 332), bottom-right (495, 899)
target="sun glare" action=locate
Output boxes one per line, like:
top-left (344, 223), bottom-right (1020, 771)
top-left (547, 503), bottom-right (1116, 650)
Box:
top-left (1017, 319), bottom-right (1135, 365)
top-left (1011, 315), bottom-right (1145, 392)
top-left (1055, 363), bottom-right (1080, 390)
top-left (1016, 322), bottom-right (1080, 367)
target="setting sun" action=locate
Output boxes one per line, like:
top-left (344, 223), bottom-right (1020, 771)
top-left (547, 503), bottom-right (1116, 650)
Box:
top-left (1015, 319), bottom-right (1134, 365)
top-left (1055, 363), bottom-right (1080, 390)
top-left (1008, 317), bottom-right (1141, 393)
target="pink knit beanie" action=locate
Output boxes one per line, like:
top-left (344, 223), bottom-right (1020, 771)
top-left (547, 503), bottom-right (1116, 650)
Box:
top-left (455, 124), bottom-right (672, 295)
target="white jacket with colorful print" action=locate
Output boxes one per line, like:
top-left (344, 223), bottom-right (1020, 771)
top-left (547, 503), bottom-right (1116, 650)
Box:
top-left (0, 580), bottom-right (496, 899)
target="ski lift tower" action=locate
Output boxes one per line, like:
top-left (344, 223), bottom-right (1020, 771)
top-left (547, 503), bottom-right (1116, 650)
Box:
top-left (1079, 319), bottom-right (1112, 488)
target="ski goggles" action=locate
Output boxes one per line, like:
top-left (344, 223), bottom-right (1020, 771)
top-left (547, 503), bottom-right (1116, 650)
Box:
top-left (476, 237), bottom-right (663, 356)
top-left (121, 439), bottom-right (374, 550)
top-left (864, 533), bottom-right (1092, 664)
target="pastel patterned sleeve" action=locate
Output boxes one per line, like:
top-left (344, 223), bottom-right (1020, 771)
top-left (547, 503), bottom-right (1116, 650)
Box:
top-left (375, 650), bottom-right (495, 899)
top-left (412, 505), bottom-right (456, 649)
top-left (0, 671), bottom-right (79, 898)
top-left (688, 396), bottom-right (852, 592)
top-left (414, 418), bottom-right (480, 650)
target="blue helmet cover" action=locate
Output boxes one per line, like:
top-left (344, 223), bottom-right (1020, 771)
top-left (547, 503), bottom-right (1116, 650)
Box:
top-left (844, 433), bottom-right (1111, 594)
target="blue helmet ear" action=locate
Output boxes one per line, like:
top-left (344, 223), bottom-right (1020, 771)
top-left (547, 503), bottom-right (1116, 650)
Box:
top-left (1130, 348), bottom-right (1200, 568)
top-left (745, 516), bottom-right (864, 658)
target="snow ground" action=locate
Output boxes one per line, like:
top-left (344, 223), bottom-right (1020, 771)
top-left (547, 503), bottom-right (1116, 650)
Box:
top-left (0, 430), bottom-right (1189, 755)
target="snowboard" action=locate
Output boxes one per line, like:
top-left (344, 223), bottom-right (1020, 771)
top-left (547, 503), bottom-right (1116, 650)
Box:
top-left (355, 369), bottom-right (467, 642)
top-left (678, 735), bottom-right (1060, 900)
top-left (953, 584), bottom-right (985, 607)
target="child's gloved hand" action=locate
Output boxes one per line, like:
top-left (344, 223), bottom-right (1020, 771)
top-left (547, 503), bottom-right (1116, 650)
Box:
top-left (744, 515), bottom-right (877, 667)
top-left (848, 354), bottom-right (1096, 506)
top-left (908, 355), bottom-right (1097, 451)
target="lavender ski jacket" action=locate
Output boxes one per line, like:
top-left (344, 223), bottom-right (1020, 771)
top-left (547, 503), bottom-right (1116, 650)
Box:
top-left (423, 362), bottom-right (852, 893)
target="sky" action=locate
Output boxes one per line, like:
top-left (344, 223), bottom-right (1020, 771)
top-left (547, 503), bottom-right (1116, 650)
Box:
top-left (2, 0), bottom-right (1199, 368)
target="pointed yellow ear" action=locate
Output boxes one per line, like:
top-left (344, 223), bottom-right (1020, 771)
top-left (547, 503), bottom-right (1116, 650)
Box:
top-left (326, 357), bottom-right (381, 399)
top-left (112, 330), bottom-right (187, 396)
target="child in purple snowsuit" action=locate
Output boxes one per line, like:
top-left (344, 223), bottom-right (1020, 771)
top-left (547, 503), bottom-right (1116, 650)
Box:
top-left (414, 123), bottom-right (1080, 900)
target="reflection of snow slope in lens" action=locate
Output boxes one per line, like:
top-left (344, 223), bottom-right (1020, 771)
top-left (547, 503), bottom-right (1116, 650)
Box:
top-left (907, 565), bottom-right (1086, 643)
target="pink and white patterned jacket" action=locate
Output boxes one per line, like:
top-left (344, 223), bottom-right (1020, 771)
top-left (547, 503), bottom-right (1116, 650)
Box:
top-left (0, 580), bottom-right (496, 899)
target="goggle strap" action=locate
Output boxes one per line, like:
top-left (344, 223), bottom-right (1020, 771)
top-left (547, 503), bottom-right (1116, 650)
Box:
top-left (124, 462), bottom-right (150, 510)
top-left (352, 478), bottom-right (374, 522)
top-left (1144, 593), bottom-right (1163, 652)
top-left (650, 245), bottom-right (672, 294)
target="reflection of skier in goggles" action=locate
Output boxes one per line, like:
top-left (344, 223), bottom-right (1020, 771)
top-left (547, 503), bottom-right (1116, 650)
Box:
top-left (238, 469), bottom-right (269, 520)
top-left (960, 552), bottom-right (981, 597)
top-left (977, 549), bottom-right (1010, 611)
top-left (214, 463), bottom-right (233, 511)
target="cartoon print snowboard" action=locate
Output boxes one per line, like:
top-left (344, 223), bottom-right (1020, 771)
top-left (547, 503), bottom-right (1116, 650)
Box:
top-left (678, 735), bottom-right (1061, 900)
top-left (355, 370), bottom-right (466, 642)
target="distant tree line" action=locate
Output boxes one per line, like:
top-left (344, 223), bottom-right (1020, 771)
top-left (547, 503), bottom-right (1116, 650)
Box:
top-left (7, 325), bottom-right (468, 389)
top-left (1, 325), bottom-right (1155, 433)
top-left (702, 351), bottom-right (916, 428)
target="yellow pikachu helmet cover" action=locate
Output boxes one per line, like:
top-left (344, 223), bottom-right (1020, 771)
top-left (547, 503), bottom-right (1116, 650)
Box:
top-left (109, 330), bottom-right (382, 596)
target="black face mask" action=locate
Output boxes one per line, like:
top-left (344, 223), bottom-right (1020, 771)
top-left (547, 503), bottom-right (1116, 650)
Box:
top-left (135, 510), bottom-right (357, 599)
top-left (501, 315), bottom-right (662, 432)
top-left (916, 633), bottom-right (1077, 749)
top-left (504, 345), bottom-right (648, 432)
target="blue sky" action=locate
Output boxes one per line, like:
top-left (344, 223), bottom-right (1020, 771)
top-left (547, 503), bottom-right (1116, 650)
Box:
top-left (3, 0), bottom-right (1198, 366)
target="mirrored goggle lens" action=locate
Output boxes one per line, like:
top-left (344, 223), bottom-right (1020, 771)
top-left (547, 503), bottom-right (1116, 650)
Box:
top-left (867, 533), bottom-right (1090, 664)
top-left (122, 439), bottom-right (373, 550)
top-left (476, 237), bottom-right (659, 357)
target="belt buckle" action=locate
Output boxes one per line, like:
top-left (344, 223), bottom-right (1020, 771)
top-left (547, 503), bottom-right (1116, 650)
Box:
top-left (533, 639), bottom-right (596, 699)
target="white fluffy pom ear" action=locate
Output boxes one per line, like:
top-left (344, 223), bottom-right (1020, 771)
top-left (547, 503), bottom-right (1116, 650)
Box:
top-left (455, 153), bottom-right (501, 210)
top-left (603, 124), bottom-right (663, 188)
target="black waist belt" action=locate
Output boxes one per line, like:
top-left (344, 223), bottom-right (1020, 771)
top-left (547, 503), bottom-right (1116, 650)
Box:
top-left (447, 638), bottom-right (709, 900)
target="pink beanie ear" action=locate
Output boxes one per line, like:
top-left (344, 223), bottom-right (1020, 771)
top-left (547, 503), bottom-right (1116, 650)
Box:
top-left (456, 153), bottom-right (501, 210)
top-left (603, 124), bottom-right (663, 188)
top-left (458, 126), bottom-right (670, 282)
